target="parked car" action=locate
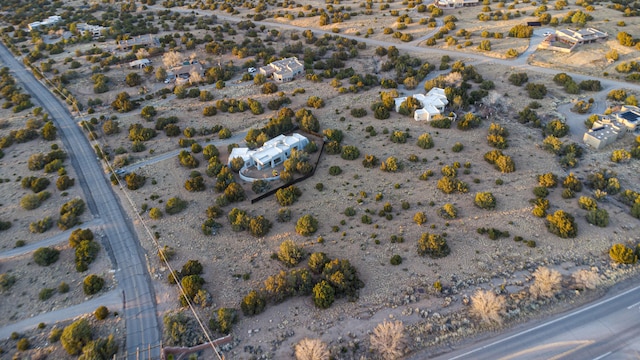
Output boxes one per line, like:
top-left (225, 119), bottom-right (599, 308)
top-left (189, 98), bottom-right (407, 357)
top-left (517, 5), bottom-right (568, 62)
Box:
top-left (543, 31), bottom-right (552, 37)
top-left (248, 67), bottom-right (257, 74)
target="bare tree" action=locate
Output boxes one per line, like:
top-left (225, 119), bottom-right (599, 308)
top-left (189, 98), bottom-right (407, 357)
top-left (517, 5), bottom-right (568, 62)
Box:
top-left (470, 289), bottom-right (506, 325)
top-left (294, 338), bottom-right (330, 360)
top-left (136, 48), bottom-right (149, 60)
top-left (162, 50), bottom-right (182, 69)
top-left (529, 266), bottom-right (562, 299)
top-left (369, 320), bottom-right (407, 360)
top-left (189, 70), bottom-right (203, 85)
top-left (572, 269), bottom-right (599, 290)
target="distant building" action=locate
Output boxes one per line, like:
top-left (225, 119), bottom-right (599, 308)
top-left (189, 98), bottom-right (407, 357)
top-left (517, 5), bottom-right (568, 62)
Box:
top-left (76, 23), bottom-right (106, 38)
top-left (117, 35), bottom-right (159, 51)
top-left (228, 134), bottom-right (309, 170)
top-left (169, 63), bottom-right (204, 84)
top-left (394, 87), bottom-right (449, 121)
top-left (435, 0), bottom-right (479, 9)
top-left (129, 58), bottom-right (151, 69)
top-left (259, 57), bottom-right (304, 82)
top-left (28, 15), bottom-right (62, 31)
top-left (555, 28), bottom-right (608, 46)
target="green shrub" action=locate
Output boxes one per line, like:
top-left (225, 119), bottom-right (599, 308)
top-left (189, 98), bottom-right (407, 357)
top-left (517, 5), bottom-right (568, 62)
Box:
top-left (417, 133), bottom-right (434, 149)
top-left (417, 232), bottom-right (450, 258)
top-left (474, 192), bottom-right (496, 210)
top-left (296, 214), bottom-right (318, 236)
top-left (390, 255), bottom-right (402, 265)
top-left (83, 274), bottom-right (104, 295)
top-left (241, 290), bottom-right (266, 316)
top-left (609, 243), bottom-right (637, 264)
top-left (60, 319), bottom-right (92, 355)
top-left (329, 166), bottom-right (342, 175)
top-left (34, 247), bottom-right (60, 266)
top-left (165, 197), bottom-right (188, 215)
top-left (94, 306), bottom-right (109, 320)
top-left (578, 196), bottom-right (597, 211)
top-left (39, 288), bottom-right (55, 301)
top-left (312, 280), bottom-right (335, 309)
top-left (17, 338), bottom-right (29, 351)
top-left (546, 210), bottom-right (578, 238)
top-left (586, 208), bottom-right (609, 227)
top-left (438, 203), bottom-right (458, 219)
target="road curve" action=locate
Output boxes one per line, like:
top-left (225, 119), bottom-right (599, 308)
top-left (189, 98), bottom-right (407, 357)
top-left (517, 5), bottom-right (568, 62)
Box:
top-left (0, 45), bottom-right (161, 358)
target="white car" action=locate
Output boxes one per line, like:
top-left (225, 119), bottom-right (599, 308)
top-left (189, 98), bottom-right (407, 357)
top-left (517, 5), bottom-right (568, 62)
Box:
top-left (543, 31), bottom-right (552, 37)
top-left (248, 67), bottom-right (256, 74)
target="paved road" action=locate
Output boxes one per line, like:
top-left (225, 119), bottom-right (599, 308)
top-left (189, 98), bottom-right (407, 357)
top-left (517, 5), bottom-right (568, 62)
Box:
top-left (119, 131), bottom-right (246, 174)
top-left (423, 283), bottom-right (640, 360)
top-left (0, 45), bottom-right (161, 358)
top-left (0, 218), bottom-right (102, 260)
top-left (0, 290), bottom-right (123, 339)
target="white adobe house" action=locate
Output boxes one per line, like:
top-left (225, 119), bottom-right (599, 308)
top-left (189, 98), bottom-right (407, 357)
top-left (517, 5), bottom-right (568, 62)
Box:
top-left (394, 87), bottom-right (449, 121)
top-left (76, 23), bottom-right (106, 38)
top-left (259, 57), bottom-right (304, 83)
top-left (583, 106), bottom-right (640, 150)
top-left (435, 0), bottom-right (479, 9)
top-left (228, 133), bottom-right (309, 170)
top-left (129, 58), bottom-right (151, 69)
top-left (28, 15), bottom-right (62, 31)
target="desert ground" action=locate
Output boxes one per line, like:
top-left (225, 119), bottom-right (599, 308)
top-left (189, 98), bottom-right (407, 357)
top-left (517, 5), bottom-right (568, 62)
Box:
top-left (1, 0), bottom-right (640, 358)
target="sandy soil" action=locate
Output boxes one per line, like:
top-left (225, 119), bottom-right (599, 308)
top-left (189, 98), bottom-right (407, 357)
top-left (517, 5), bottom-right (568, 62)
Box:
top-left (2, 0), bottom-right (640, 358)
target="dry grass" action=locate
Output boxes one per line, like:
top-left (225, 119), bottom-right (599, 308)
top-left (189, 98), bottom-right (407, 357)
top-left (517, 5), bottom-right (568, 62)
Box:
top-left (529, 266), bottom-right (562, 299)
top-left (294, 338), bottom-right (330, 360)
top-left (572, 269), bottom-right (600, 290)
top-left (469, 289), bottom-right (506, 325)
top-left (369, 320), bottom-right (407, 360)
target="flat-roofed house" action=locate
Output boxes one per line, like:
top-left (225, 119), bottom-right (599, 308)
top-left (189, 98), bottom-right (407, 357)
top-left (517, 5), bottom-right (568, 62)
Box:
top-left (583, 118), bottom-right (626, 150)
top-left (28, 15), bottom-right (62, 31)
top-left (259, 57), bottom-right (304, 82)
top-left (394, 87), bottom-right (449, 121)
top-left (435, 0), bottom-right (479, 9)
top-left (76, 23), bottom-right (106, 38)
top-left (612, 105), bottom-right (640, 131)
top-left (129, 58), bottom-right (151, 69)
top-left (228, 133), bottom-right (309, 170)
top-left (555, 28), bottom-right (608, 46)
top-left (117, 34), bottom-right (159, 51)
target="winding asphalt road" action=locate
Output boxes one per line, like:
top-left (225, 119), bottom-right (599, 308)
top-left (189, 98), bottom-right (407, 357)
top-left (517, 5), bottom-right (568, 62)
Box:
top-left (0, 45), bottom-right (161, 359)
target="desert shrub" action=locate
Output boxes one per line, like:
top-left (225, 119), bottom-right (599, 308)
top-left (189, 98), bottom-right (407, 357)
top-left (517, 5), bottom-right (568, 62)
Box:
top-left (413, 212), bottom-right (427, 225)
top-left (474, 192), bottom-right (496, 210)
top-left (546, 210), bottom-right (577, 238)
top-left (533, 186), bottom-right (549, 198)
top-left (39, 287), bottom-right (55, 301)
top-left (508, 72), bottom-right (528, 86)
top-left (609, 243), bottom-right (637, 264)
top-left (241, 290), bottom-right (266, 316)
top-left (611, 149), bottom-right (631, 163)
top-left (278, 240), bottom-right (305, 267)
top-left (390, 255), bottom-right (403, 265)
top-left (545, 119), bottom-right (569, 138)
top-left (20, 193), bottom-right (43, 210)
top-left (529, 266), bottom-right (562, 299)
top-left (312, 280), bottom-right (335, 309)
top-left (417, 133), bottom-right (434, 149)
top-left (296, 214), bottom-right (318, 236)
top-left (430, 117), bottom-right (452, 128)
top-left (83, 274), bottom-right (104, 295)
top-left (572, 269), bottom-right (600, 290)
top-left (29, 216), bottom-right (53, 233)
top-left (586, 208), bottom-right (609, 227)
top-left (369, 321), bottom-right (407, 360)
top-left (417, 232), bottom-right (450, 258)
top-left (439, 203), bottom-right (458, 219)
top-left (75, 239), bottom-right (100, 272)
top-left (17, 337), bottom-right (30, 351)
top-left (341, 145), bottom-right (360, 160)
top-left (470, 289), bottom-right (506, 325)
top-left (537, 173), bottom-right (557, 188)
top-left (350, 108), bottom-right (367, 117)
top-left (56, 175), bottom-right (75, 190)
top-left (149, 207), bottom-right (163, 219)
top-left (33, 247), bottom-right (60, 266)
top-left (276, 185), bottom-right (302, 206)
top-left (165, 197), bottom-right (187, 215)
top-left (61, 319), bottom-right (92, 355)
top-left (457, 113), bottom-right (481, 130)
top-left (525, 83), bottom-right (547, 99)
top-left (362, 154), bottom-right (379, 168)
top-left (452, 142), bottom-right (463, 152)
top-left (578, 196), bottom-right (597, 211)
top-left (308, 252), bottom-right (330, 275)
top-left (210, 308), bottom-right (238, 334)
top-left (380, 156), bottom-right (401, 172)
top-left (390, 130), bottom-right (409, 144)
top-left (562, 173), bottom-right (582, 192)
top-left (94, 306), bottom-right (109, 320)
